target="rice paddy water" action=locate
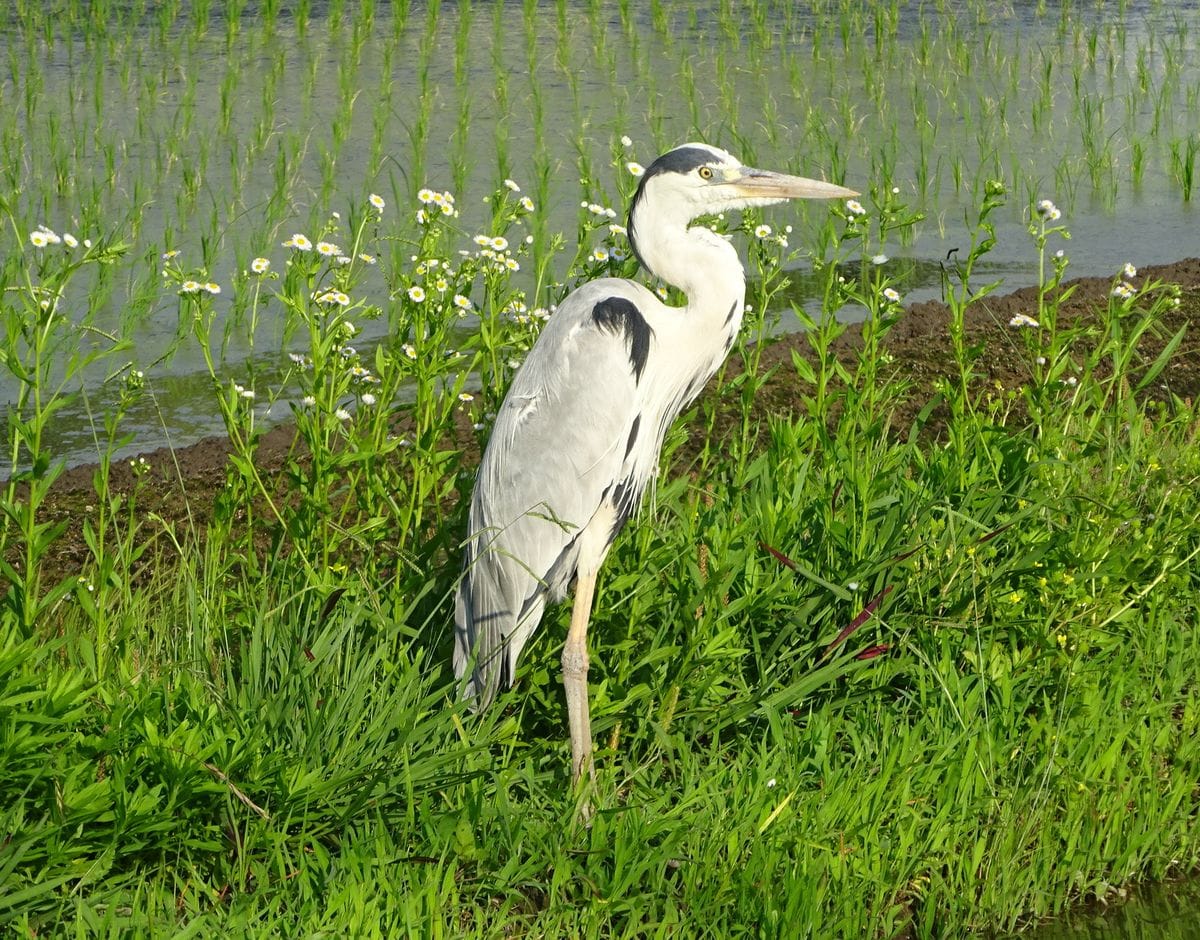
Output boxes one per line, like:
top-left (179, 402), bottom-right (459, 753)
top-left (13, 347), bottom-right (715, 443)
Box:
top-left (1, 0), bottom-right (1198, 463)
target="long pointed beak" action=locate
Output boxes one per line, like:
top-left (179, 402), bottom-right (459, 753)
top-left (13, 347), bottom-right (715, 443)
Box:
top-left (731, 167), bottom-right (859, 200)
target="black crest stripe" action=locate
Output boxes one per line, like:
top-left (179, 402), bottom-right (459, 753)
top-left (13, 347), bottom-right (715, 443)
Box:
top-left (628, 145), bottom-right (721, 274)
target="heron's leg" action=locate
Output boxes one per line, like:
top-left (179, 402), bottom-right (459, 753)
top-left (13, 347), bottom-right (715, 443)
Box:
top-left (562, 568), bottom-right (598, 788)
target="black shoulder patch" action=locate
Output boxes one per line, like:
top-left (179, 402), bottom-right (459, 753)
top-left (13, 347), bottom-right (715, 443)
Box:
top-left (592, 296), bottom-right (653, 383)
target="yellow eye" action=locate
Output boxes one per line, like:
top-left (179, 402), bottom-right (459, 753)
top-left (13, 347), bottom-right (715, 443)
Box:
top-left (698, 166), bottom-right (714, 180)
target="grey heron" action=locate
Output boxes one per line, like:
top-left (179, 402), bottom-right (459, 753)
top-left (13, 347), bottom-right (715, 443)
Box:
top-left (454, 143), bottom-right (857, 786)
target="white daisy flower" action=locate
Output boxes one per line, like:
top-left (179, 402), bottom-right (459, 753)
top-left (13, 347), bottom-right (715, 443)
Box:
top-left (317, 241), bottom-right (341, 257)
top-left (335, 407), bottom-right (352, 421)
top-left (1122, 262), bottom-right (1137, 279)
top-left (520, 196), bottom-right (535, 212)
top-left (402, 343), bottom-right (417, 359)
top-left (361, 393), bottom-right (377, 406)
top-left (251, 257), bottom-right (270, 274)
top-left (453, 294), bottom-right (473, 312)
top-left (408, 285), bottom-right (426, 303)
top-left (417, 188), bottom-right (436, 204)
top-left (1008, 313), bottom-right (1040, 328)
top-left (882, 287), bottom-right (901, 303)
top-left (63, 233), bottom-right (78, 248)
top-left (285, 234), bottom-right (313, 251)
top-left (369, 193), bottom-right (385, 210)
top-left (845, 199), bottom-right (866, 216)
top-left (490, 236), bottom-right (509, 251)
top-left (1036, 199), bottom-right (1061, 221)
top-left (504, 179), bottom-right (521, 192)
top-left (626, 162), bottom-right (645, 177)
top-left (180, 280), bottom-right (202, 294)
top-left (754, 224), bottom-right (772, 239)
top-left (29, 231), bottom-right (49, 248)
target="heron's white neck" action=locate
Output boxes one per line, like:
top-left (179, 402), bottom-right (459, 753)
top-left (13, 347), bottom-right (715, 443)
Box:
top-left (633, 218), bottom-right (746, 326)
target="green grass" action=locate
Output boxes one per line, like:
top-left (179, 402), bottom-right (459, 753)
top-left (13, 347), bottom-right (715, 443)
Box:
top-left (3, 1), bottom-right (1200, 936)
top-left (4, 168), bottom-right (1200, 935)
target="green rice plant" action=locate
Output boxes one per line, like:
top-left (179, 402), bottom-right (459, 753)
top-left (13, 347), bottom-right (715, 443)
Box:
top-left (1169, 135), bottom-right (1197, 201)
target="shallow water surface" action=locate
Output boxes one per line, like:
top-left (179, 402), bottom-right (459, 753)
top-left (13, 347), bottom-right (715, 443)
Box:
top-left (2, 1), bottom-right (1199, 466)
top-left (1013, 878), bottom-right (1200, 939)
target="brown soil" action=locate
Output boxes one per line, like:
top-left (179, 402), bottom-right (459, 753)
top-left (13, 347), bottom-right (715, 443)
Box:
top-left (17, 259), bottom-right (1200, 582)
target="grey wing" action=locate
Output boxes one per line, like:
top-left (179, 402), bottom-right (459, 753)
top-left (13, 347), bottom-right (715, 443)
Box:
top-left (454, 279), bottom-right (656, 706)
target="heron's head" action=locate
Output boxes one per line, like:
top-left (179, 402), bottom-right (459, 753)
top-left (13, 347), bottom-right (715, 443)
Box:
top-left (627, 143), bottom-right (857, 276)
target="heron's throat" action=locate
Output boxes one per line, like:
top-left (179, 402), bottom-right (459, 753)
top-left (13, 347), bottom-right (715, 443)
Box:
top-left (630, 214), bottom-right (746, 319)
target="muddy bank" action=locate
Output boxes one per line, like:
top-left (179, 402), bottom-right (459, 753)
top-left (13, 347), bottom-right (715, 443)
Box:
top-left (20, 258), bottom-right (1200, 580)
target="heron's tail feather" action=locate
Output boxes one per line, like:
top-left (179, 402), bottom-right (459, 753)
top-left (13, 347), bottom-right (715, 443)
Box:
top-left (454, 535), bottom-right (524, 710)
